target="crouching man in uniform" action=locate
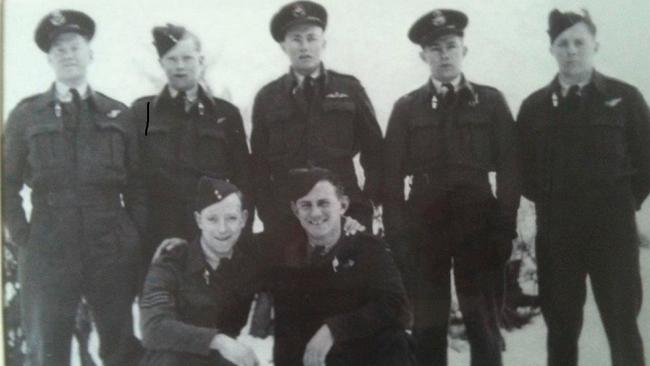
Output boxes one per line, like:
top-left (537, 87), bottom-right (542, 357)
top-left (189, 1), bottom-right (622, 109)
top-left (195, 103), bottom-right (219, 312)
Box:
top-left (2, 9), bottom-right (145, 366)
top-left (139, 177), bottom-right (260, 366)
top-left (268, 167), bottom-right (415, 366)
top-left (517, 9), bottom-right (650, 366)
top-left (383, 9), bottom-right (520, 366)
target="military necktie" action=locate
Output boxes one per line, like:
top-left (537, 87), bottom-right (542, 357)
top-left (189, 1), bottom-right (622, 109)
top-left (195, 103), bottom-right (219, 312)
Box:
top-left (65, 88), bottom-right (82, 130)
top-left (174, 90), bottom-right (187, 113)
top-left (303, 76), bottom-right (315, 105)
top-left (563, 85), bottom-right (581, 111)
top-left (441, 82), bottom-right (456, 108)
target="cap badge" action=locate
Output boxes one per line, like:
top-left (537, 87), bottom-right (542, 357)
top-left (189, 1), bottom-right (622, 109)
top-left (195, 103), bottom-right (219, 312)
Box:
top-left (50, 11), bottom-right (66, 26)
top-left (605, 97), bottom-right (622, 107)
top-left (214, 189), bottom-right (223, 200)
top-left (293, 5), bottom-right (307, 18)
top-left (431, 11), bottom-right (446, 26)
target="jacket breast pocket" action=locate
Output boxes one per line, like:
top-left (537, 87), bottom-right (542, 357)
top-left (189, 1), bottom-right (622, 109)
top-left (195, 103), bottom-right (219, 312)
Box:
top-left (458, 109), bottom-right (494, 167)
top-left (408, 115), bottom-right (442, 164)
top-left (589, 113), bottom-right (626, 175)
top-left (265, 111), bottom-right (295, 159)
top-left (144, 124), bottom-right (173, 165)
top-left (321, 99), bottom-right (356, 151)
top-left (197, 127), bottom-right (231, 176)
top-left (26, 123), bottom-right (65, 170)
top-left (95, 120), bottom-right (127, 169)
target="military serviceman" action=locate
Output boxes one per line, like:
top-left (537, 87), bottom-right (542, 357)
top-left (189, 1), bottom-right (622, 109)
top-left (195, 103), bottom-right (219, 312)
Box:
top-left (383, 9), bottom-right (520, 366)
top-left (140, 177), bottom-right (260, 366)
top-left (251, 0), bottom-right (383, 240)
top-left (267, 167), bottom-right (413, 366)
top-left (2, 10), bottom-right (145, 365)
top-left (131, 24), bottom-right (252, 266)
top-left (518, 9), bottom-right (650, 366)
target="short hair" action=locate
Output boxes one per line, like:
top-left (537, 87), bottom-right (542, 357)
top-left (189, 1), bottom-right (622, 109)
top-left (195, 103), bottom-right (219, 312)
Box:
top-left (288, 167), bottom-right (346, 202)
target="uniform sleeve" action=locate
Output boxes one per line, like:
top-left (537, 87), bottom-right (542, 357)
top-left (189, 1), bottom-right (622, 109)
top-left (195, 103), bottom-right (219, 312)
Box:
top-left (516, 98), bottom-right (540, 203)
top-left (140, 258), bottom-right (219, 355)
top-left (324, 241), bottom-right (411, 343)
top-left (2, 106), bottom-right (30, 246)
top-left (491, 91), bottom-right (521, 235)
top-left (225, 106), bottom-right (255, 230)
top-left (121, 107), bottom-right (148, 238)
top-left (626, 87), bottom-right (650, 209)
top-left (250, 93), bottom-right (275, 227)
top-left (382, 99), bottom-right (409, 238)
top-left (353, 82), bottom-right (384, 205)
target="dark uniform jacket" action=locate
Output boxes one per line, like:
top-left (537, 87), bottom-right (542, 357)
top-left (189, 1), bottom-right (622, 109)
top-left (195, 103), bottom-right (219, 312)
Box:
top-left (268, 232), bottom-right (413, 366)
top-left (251, 67), bottom-right (383, 227)
top-left (383, 77), bottom-right (520, 239)
top-left (518, 71), bottom-right (650, 209)
top-left (3, 84), bottom-right (147, 250)
top-left (131, 86), bottom-right (252, 256)
top-left (139, 237), bottom-right (260, 365)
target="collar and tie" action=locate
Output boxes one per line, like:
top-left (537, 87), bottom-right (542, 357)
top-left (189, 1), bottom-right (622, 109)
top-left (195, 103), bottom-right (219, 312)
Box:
top-left (440, 82), bottom-right (456, 108)
top-left (562, 85), bottom-right (582, 111)
top-left (302, 76), bottom-right (316, 105)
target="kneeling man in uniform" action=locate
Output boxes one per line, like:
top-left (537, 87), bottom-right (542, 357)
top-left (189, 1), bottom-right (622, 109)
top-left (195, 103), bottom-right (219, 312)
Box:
top-left (269, 167), bottom-right (415, 366)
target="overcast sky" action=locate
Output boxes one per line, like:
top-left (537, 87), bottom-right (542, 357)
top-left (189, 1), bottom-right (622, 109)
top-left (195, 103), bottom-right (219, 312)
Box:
top-left (4, 0), bottom-right (650, 231)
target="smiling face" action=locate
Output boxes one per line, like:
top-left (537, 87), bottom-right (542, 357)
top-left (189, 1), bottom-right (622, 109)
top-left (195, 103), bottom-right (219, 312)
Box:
top-left (159, 37), bottom-right (204, 91)
top-left (550, 22), bottom-right (598, 80)
top-left (291, 180), bottom-right (349, 244)
top-left (420, 34), bottom-right (467, 82)
top-left (194, 194), bottom-right (247, 255)
top-left (281, 23), bottom-right (326, 76)
top-left (47, 32), bottom-right (93, 86)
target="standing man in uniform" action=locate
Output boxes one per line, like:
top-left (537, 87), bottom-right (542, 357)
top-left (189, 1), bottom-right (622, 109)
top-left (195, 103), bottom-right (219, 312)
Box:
top-left (383, 9), bottom-right (520, 366)
top-left (518, 9), bottom-right (650, 366)
top-left (131, 24), bottom-right (252, 265)
top-left (2, 10), bottom-right (145, 365)
top-left (251, 0), bottom-right (383, 247)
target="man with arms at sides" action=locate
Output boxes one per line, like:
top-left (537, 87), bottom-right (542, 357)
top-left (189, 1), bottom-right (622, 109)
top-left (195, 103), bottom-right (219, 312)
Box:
top-left (250, 0), bottom-right (382, 254)
top-left (266, 167), bottom-right (413, 366)
top-left (2, 9), bottom-right (145, 365)
top-left (518, 9), bottom-right (650, 366)
top-left (383, 9), bottom-right (520, 366)
top-left (140, 177), bottom-right (260, 366)
top-left (130, 24), bottom-right (252, 268)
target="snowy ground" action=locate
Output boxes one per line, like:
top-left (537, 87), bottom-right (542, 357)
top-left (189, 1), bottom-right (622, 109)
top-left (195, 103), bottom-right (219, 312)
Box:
top-left (71, 247), bottom-right (650, 366)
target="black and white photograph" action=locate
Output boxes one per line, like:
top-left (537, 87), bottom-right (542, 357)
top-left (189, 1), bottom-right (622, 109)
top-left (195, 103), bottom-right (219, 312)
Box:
top-left (2, 0), bottom-right (650, 365)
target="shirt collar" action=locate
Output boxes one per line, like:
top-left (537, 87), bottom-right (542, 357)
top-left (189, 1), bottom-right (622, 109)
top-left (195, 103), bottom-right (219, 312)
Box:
top-left (558, 70), bottom-right (593, 97)
top-left (293, 67), bottom-right (322, 86)
top-left (168, 84), bottom-right (199, 102)
top-left (431, 74), bottom-right (462, 94)
top-left (55, 81), bottom-right (89, 102)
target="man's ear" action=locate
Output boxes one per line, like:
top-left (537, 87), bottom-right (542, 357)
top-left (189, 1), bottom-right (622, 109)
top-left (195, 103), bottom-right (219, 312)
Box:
top-left (241, 209), bottom-right (249, 227)
top-left (340, 195), bottom-right (350, 214)
top-left (462, 45), bottom-right (468, 57)
top-left (419, 49), bottom-right (426, 63)
top-left (280, 41), bottom-right (289, 55)
top-left (290, 201), bottom-right (299, 218)
top-left (194, 211), bottom-right (202, 229)
top-left (594, 40), bottom-right (600, 53)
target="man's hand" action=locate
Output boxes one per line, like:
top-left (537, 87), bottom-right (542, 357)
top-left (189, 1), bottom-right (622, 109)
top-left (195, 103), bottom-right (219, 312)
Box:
top-left (210, 334), bottom-right (259, 366)
top-left (343, 216), bottom-right (366, 236)
top-left (303, 324), bottom-right (334, 366)
top-left (151, 237), bottom-right (188, 263)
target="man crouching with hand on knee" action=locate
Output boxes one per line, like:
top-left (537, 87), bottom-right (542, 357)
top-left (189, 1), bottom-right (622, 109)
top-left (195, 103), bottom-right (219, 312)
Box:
top-left (269, 167), bottom-right (415, 366)
top-left (139, 177), bottom-right (260, 366)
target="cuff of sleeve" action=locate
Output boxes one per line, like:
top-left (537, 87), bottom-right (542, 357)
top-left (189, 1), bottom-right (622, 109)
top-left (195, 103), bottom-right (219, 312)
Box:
top-left (192, 328), bottom-right (221, 356)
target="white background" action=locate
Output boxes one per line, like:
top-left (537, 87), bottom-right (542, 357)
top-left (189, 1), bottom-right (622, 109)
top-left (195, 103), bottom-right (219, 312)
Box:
top-left (4, 0), bottom-right (650, 365)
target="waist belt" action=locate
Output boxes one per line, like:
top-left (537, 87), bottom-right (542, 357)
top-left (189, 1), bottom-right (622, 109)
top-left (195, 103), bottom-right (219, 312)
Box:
top-left (32, 189), bottom-right (122, 208)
